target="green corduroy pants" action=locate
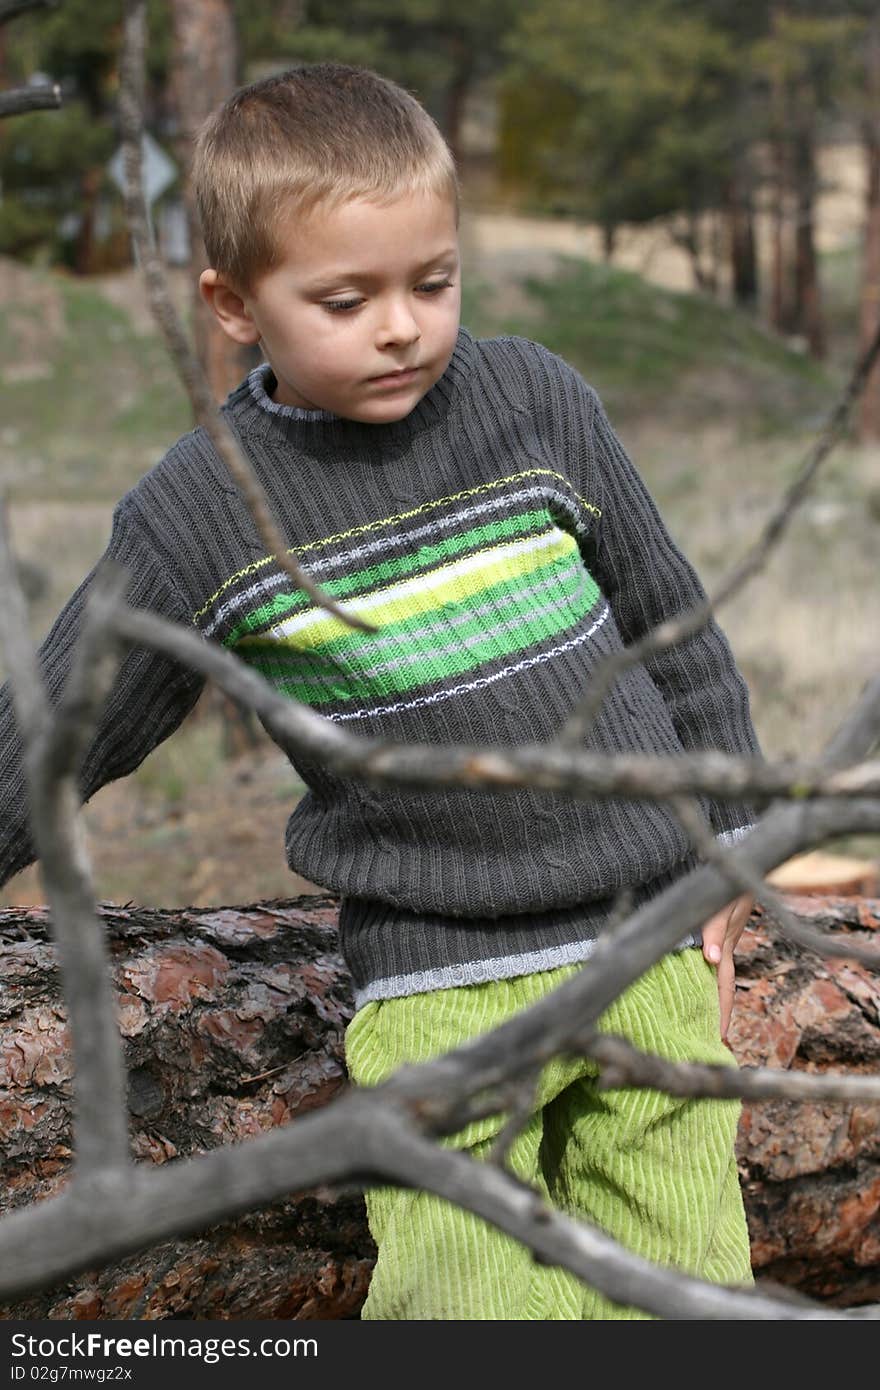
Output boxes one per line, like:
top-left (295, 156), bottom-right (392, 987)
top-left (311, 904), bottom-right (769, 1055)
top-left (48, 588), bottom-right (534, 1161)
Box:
top-left (344, 946), bottom-right (754, 1319)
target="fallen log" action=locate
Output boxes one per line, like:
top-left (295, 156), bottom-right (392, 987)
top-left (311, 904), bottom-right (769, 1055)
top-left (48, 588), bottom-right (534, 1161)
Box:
top-left (731, 893), bottom-right (880, 1308)
top-left (0, 895), bottom-right (371, 1319)
top-left (0, 892), bottom-right (877, 1316)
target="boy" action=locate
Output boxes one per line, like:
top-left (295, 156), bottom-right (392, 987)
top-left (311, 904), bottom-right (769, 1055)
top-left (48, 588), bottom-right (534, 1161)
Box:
top-left (0, 63), bottom-right (760, 1319)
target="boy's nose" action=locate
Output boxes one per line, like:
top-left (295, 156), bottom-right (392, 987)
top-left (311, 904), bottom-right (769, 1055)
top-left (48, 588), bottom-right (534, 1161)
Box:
top-left (376, 300), bottom-right (421, 347)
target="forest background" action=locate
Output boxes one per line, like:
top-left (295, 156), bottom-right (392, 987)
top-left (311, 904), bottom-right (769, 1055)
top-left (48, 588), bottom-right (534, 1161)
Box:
top-left (1, 0), bottom-right (878, 911)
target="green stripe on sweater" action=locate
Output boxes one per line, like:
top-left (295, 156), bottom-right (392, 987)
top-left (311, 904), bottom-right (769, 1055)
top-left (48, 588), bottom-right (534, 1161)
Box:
top-left (240, 563), bottom-right (601, 705)
top-left (224, 507), bottom-right (558, 645)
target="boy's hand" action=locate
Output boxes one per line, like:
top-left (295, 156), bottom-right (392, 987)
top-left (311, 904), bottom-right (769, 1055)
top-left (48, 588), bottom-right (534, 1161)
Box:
top-left (700, 893), bottom-right (755, 1047)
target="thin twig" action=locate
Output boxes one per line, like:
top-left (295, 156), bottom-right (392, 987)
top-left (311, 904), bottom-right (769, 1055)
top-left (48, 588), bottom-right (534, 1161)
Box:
top-left (486, 1063), bottom-right (544, 1169)
top-left (583, 1033), bottom-right (880, 1103)
top-left (558, 317), bottom-right (880, 747)
top-left (118, 0), bottom-right (377, 638)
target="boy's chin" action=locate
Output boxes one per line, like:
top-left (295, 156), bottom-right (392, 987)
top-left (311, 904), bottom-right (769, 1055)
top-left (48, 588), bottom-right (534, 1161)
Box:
top-left (346, 392), bottom-right (426, 424)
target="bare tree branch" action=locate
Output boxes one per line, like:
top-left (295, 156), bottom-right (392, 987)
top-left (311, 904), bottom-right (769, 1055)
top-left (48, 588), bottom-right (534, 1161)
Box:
top-left (585, 1034), bottom-right (880, 1104)
top-left (0, 508), bottom-right (131, 1176)
top-left (117, 0), bottom-right (377, 640)
top-left (0, 0), bottom-right (58, 25)
top-left (559, 317), bottom-right (880, 748)
top-left (0, 1071), bottom-right (876, 1319)
top-left (0, 82), bottom-right (61, 118)
top-left (101, 594), bottom-right (880, 809)
top-left (823, 669), bottom-right (880, 766)
top-left (1, 0), bottom-right (877, 1321)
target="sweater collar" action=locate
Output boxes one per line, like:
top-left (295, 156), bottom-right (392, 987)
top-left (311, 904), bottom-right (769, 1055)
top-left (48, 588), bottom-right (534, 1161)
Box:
top-left (224, 324), bottom-right (476, 456)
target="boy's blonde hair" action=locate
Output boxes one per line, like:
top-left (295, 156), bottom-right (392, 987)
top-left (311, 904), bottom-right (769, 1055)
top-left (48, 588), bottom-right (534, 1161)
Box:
top-left (192, 62), bottom-right (461, 294)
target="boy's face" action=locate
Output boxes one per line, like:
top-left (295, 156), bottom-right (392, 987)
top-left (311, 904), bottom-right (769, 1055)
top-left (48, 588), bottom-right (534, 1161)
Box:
top-left (206, 189), bottom-right (461, 423)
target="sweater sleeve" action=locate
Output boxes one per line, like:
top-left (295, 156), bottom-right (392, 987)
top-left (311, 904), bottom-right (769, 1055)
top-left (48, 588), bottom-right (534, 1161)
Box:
top-left (515, 335), bottom-right (763, 846)
top-left (587, 389), bottom-right (761, 845)
top-left (0, 499), bottom-right (206, 890)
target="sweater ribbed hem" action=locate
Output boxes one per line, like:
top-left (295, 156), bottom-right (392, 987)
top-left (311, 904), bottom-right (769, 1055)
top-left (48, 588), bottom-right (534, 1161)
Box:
top-left (348, 935), bottom-right (702, 1009)
top-left (339, 864), bottom-right (704, 1007)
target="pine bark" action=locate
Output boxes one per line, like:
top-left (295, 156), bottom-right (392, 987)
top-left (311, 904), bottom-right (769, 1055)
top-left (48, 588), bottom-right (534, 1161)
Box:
top-left (792, 119), bottom-right (825, 360)
top-left (859, 15), bottom-right (880, 442)
top-left (727, 173), bottom-right (759, 309)
top-left (0, 895), bottom-right (373, 1319)
top-left (169, 0), bottom-right (250, 404)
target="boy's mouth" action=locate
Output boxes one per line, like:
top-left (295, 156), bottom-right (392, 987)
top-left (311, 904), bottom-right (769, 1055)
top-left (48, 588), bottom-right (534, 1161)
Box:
top-left (369, 367), bottom-right (420, 387)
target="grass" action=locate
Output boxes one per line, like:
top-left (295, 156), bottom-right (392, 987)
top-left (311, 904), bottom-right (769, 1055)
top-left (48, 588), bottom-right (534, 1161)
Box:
top-left (462, 254), bottom-right (840, 429)
top-left (0, 265), bottom-right (191, 502)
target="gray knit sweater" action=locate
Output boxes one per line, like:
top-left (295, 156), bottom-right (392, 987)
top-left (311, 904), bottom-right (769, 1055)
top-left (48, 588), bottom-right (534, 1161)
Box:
top-left (0, 326), bottom-right (760, 1006)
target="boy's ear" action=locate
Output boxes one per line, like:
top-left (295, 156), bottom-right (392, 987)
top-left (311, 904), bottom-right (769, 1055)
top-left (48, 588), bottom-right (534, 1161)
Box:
top-left (199, 268), bottom-right (262, 347)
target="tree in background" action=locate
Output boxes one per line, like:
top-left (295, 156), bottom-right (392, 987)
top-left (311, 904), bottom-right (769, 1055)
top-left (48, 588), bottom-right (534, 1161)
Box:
top-left (852, 2), bottom-right (880, 440)
top-left (0, 0), bottom-right (119, 268)
top-left (169, 0), bottom-right (245, 403)
top-left (0, 0), bottom-right (174, 270)
top-left (496, 0), bottom-right (738, 284)
top-left (236, 0), bottom-right (523, 169)
top-left (497, 0), bottom-right (873, 363)
top-left (752, 3), bottom-right (857, 359)
top-left (5, 0), bottom-right (880, 378)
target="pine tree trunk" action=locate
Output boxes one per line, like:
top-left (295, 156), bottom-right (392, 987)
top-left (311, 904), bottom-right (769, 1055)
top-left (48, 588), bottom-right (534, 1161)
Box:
top-left (443, 35), bottom-right (475, 171)
top-left (770, 5), bottom-right (794, 335)
top-left (859, 16), bottom-right (880, 442)
top-left (727, 173), bottom-right (759, 309)
top-left (770, 146), bottom-right (792, 332)
top-left (169, 0), bottom-right (249, 404)
top-left (73, 167), bottom-right (101, 275)
top-left (792, 120), bottom-right (825, 360)
top-left (0, 895), bottom-right (373, 1319)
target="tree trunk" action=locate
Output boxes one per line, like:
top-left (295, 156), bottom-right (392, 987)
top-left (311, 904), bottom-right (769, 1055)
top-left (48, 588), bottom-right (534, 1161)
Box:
top-left (792, 119), bottom-right (825, 359)
top-left (727, 173), bottom-right (759, 309)
top-left (734, 894), bottom-right (880, 1306)
top-left (859, 16), bottom-right (880, 442)
top-left (769, 5), bottom-right (794, 335)
top-left (169, 0), bottom-right (249, 404)
top-left (770, 142), bottom-right (792, 332)
top-left (443, 35), bottom-right (475, 171)
top-left (0, 893), bottom-right (878, 1314)
top-left (680, 211), bottom-right (714, 295)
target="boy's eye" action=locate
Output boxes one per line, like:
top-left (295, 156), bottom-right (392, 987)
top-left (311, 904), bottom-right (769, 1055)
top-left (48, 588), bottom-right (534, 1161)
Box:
top-left (321, 279), bottom-right (455, 314)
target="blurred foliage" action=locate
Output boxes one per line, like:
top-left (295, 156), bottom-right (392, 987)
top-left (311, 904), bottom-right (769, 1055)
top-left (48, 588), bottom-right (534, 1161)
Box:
top-left (0, 0), bottom-right (170, 263)
top-left (0, 103), bottom-right (113, 259)
top-left (0, 0), bottom-right (877, 275)
top-left (463, 251), bottom-right (835, 427)
top-left (236, 0), bottom-right (524, 139)
top-left (499, 0), bottom-right (736, 230)
top-left (496, 0), bottom-right (869, 240)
